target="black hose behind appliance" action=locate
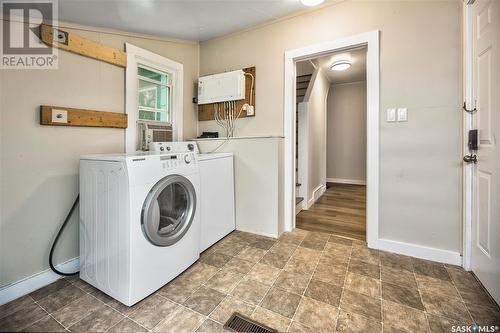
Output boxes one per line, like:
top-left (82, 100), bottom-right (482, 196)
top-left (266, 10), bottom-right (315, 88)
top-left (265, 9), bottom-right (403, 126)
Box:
top-left (49, 195), bottom-right (80, 276)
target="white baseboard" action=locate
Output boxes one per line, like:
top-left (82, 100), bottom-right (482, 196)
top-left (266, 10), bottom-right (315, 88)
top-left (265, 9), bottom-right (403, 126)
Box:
top-left (236, 228), bottom-right (278, 239)
top-left (327, 178), bottom-right (366, 185)
top-left (307, 198), bottom-right (313, 209)
top-left (307, 184), bottom-right (326, 208)
top-left (313, 184), bottom-right (326, 201)
top-left (376, 239), bottom-right (462, 266)
top-left (0, 257), bottom-right (80, 306)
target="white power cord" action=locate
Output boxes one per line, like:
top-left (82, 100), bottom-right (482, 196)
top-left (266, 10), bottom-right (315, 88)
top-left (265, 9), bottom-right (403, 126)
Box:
top-left (213, 100), bottom-right (246, 138)
top-left (206, 137), bottom-right (230, 153)
top-left (208, 100), bottom-right (246, 154)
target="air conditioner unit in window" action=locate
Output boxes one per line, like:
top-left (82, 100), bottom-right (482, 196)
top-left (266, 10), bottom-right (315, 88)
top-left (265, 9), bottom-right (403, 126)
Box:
top-left (138, 121), bottom-right (172, 151)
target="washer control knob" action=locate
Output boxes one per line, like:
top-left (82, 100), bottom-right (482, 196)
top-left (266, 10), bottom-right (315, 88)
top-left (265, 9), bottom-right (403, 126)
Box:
top-left (160, 146), bottom-right (164, 151)
top-left (184, 154), bottom-right (192, 164)
top-left (187, 143), bottom-right (195, 151)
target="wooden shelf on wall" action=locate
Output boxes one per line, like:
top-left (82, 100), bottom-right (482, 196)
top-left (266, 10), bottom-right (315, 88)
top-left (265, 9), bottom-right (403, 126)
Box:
top-left (40, 105), bottom-right (127, 128)
top-left (198, 66), bottom-right (255, 121)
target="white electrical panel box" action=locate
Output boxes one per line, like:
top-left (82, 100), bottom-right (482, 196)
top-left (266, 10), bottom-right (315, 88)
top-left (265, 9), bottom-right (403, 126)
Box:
top-left (198, 69), bottom-right (245, 105)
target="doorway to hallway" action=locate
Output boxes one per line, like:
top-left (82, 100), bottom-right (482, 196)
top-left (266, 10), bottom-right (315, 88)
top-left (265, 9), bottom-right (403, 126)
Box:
top-left (283, 31), bottom-right (380, 248)
top-left (294, 47), bottom-right (368, 241)
top-left (296, 183), bottom-right (366, 240)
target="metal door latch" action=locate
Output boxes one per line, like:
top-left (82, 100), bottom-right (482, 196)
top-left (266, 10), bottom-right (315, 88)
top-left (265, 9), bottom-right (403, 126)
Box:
top-left (463, 154), bottom-right (478, 164)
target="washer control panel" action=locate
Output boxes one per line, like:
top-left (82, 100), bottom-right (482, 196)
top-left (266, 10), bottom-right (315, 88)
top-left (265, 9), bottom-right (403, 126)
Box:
top-left (150, 141), bottom-right (199, 154)
top-left (160, 152), bottom-right (197, 169)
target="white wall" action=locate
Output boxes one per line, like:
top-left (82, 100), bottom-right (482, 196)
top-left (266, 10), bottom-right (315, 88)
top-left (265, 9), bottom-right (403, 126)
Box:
top-left (306, 69), bottom-right (330, 205)
top-left (296, 60), bottom-right (315, 76)
top-left (326, 81), bottom-right (367, 183)
top-left (0, 21), bottom-right (199, 286)
top-left (196, 137), bottom-right (283, 238)
top-left (199, 0), bottom-right (462, 254)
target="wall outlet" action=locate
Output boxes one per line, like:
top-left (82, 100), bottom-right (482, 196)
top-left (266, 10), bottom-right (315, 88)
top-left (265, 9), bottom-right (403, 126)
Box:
top-left (386, 108), bottom-right (396, 122)
top-left (246, 105), bottom-right (255, 116)
top-left (52, 109), bottom-right (68, 123)
top-left (397, 108), bottom-right (408, 122)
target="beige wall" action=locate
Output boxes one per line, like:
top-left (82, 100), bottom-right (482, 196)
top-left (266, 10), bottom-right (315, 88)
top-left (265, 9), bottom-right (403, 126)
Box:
top-left (327, 82), bottom-right (367, 182)
top-left (307, 69), bottom-right (330, 202)
top-left (200, 1), bottom-right (462, 252)
top-left (0, 0), bottom-right (464, 287)
top-left (0, 22), bottom-right (199, 286)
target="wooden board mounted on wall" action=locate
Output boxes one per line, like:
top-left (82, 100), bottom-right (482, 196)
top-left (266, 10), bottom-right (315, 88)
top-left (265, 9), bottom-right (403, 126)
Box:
top-left (40, 105), bottom-right (127, 128)
top-left (40, 24), bottom-right (127, 68)
top-left (198, 67), bottom-right (256, 121)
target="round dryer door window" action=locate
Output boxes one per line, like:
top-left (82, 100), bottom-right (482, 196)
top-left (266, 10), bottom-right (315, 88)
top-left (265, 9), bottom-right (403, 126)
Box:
top-left (141, 175), bottom-right (197, 247)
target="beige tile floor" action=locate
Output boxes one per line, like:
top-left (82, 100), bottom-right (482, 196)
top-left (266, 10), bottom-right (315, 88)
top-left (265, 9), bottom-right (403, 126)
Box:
top-left (1, 229), bottom-right (499, 332)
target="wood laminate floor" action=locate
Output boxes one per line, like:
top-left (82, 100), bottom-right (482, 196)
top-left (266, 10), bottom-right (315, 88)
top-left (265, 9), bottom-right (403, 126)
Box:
top-left (296, 183), bottom-right (366, 241)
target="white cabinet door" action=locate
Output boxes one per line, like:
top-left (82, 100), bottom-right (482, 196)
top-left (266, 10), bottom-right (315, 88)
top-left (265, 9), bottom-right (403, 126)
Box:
top-left (199, 156), bottom-right (235, 251)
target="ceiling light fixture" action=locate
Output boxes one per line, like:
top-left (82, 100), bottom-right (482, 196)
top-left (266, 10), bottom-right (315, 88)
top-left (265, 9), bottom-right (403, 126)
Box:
top-left (330, 60), bottom-right (351, 71)
top-left (300, 0), bottom-right (325, 7)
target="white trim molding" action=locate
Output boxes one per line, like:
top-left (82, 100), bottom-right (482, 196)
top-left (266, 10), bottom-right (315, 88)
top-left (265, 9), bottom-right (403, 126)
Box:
top-left (296, 102), bottom-right (309, 205)
top-left (283, 31), bottom-right (380, 249)
top-left (326, 178), bottom-right (367, 185)
top-left (462, 1), bottom-right (474, 271)
top-left (235, 228), bottom-right (278, 240)
top-left (125, 43), bottom-right (183, 153)
top-left (313, 184), bottom-right (326, 202)
top-left (0, 257), bottom-right (79, 306)
top-left (377, 239), bottom-right (462, 266)
top-left (307, 184), bottom-right (326, 208)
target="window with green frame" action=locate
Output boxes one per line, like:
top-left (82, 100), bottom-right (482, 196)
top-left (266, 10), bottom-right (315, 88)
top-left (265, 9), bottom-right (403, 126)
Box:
top-left (137, 65), bottom-right (171, 123)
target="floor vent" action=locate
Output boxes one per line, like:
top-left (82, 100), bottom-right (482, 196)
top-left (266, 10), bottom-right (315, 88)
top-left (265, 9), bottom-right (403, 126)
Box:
top-left (224, 313), bottom-right (276, 333)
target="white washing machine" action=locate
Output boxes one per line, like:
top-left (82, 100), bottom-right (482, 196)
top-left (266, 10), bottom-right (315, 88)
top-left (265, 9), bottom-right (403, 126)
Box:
top-left (151, 142), bottom-right (235, 252)
top-left (79, 144), bottom-right (200, 306)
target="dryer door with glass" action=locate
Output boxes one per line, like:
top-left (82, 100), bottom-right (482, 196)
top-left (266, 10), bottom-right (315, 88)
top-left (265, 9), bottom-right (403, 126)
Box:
top-left (141, 174), bottom-right (197, 247)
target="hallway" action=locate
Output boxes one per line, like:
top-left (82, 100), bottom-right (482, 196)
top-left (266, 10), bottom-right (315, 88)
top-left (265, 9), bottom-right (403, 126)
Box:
top-left (296, 183), bottom-right (366, 241)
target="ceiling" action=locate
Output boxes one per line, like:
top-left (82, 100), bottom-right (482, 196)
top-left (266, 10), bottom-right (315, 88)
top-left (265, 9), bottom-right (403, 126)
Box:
top-left (317, 47), bottom-right (367, 84)
top-left (58, 0), bottom-right (315, 41)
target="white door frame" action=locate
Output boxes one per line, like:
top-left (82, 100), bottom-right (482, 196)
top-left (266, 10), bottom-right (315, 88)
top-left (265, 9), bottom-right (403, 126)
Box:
top-left (462, 1), bottom-right (474, 271)
top-left (283, 31), bottom-right (380, 248)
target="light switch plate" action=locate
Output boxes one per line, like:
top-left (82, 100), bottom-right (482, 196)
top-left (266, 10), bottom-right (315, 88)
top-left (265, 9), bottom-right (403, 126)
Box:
top-left (52, 109), bottom-right (68, 123)
top-left (387, 108), bottom-right (396, 122)
top-left (397, 108), bottom-right (408, 122)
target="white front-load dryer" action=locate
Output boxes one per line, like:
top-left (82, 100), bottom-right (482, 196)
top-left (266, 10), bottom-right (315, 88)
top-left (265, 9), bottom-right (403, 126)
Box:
top-left (79, 148), bottom-right (200, 306)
